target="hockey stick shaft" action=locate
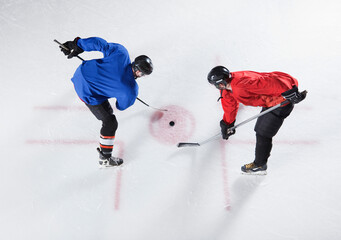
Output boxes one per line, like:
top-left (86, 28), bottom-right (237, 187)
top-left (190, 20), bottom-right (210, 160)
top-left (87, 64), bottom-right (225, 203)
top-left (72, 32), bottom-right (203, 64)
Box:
top-left (54, 39), bottom-right (167, 112)
top-left (177, 97), bottom-right (303, 148)
top-left (136, 97), bottom-right (168, 111)
top-left (229, 89), bottom-right (306, 131)
top-left (228, 99), bottom-right (290, 131)
top-left (54, 39), bottom-right (85, 61)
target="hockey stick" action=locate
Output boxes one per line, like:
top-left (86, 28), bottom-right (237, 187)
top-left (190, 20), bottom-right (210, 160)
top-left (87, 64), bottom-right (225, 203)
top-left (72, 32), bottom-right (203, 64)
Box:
top-left (177, 101), bottom-right (288, 148)
top-left (54, 39), bottom-right (85, 61)
top-left (177, 133), bottom-right (221, 147)
top-left (177, 91), bottom-right (307, 148)
top-left (54, 39), bottom-right (167, 112)
top-left (135, 97), bottom-right (168, 111)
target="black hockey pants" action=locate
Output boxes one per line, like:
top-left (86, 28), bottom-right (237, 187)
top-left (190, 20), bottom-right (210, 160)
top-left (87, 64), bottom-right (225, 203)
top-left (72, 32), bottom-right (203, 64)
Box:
top-left (85, 100), bottom-right (118, 157)
top-left (253, 103), bottom-right (294, 166)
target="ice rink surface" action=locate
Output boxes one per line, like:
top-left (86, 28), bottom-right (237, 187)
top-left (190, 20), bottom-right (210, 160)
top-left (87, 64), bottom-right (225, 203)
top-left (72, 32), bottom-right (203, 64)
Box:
top-left (1, 0), bottom-right (341, 239)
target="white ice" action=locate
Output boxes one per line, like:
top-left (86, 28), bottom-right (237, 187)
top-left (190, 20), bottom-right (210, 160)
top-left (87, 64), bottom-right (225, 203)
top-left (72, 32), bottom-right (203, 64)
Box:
top-left (1, 0), bottom-right (341, 239)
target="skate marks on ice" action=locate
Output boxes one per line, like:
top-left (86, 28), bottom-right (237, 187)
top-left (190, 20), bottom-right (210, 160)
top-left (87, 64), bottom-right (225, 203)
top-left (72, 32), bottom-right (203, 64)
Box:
top-left (167, 138), bottom-right (232, 212)
top-left (25, 138), bottom-right (126, 211)
top-left (149, 105), bottom-right (196, 145)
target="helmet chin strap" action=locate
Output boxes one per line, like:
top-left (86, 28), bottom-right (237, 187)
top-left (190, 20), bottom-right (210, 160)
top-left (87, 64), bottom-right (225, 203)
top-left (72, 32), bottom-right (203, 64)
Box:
top-left (214, 79), bottom-right (228, 89)
top-left (216, 83), bottom-right (232, 102)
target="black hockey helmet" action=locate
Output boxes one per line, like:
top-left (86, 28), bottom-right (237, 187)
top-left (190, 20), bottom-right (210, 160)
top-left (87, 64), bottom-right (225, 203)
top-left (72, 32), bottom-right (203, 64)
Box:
top-left (207, 66), bottom-right (230, 88)
top-left (132, 55), bottom-right (153, 75)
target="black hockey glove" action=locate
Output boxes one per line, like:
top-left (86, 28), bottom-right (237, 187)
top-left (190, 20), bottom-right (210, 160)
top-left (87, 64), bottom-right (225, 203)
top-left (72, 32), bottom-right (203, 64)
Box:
top-left (281, 85), bottom-right (306, 104)
top-left (60, 37), bottom-right (84, 59)
top-left (220, 120), bottom-right (236, 140)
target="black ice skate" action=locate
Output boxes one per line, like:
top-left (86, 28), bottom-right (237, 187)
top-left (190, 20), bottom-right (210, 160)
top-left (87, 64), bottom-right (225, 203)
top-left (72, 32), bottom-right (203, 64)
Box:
top-left (97, 148), bottom-right (123, 168)
top-left (241, 162), bottom-right (267, 175)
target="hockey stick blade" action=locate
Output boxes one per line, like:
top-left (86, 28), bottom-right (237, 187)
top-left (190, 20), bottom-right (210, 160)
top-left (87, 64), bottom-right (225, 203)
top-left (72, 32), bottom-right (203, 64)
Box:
top-left (177, 142), bottom-right (200, 148)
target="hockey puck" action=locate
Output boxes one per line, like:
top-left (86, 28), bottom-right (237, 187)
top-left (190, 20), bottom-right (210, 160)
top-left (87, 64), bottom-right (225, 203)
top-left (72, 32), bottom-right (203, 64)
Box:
top-left (169, 121), bottom-right (175, 127)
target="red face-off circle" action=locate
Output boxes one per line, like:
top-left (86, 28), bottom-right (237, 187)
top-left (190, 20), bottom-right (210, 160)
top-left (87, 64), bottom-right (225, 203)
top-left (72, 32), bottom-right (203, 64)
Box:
top-left (149, 105), bottom-right (196, 145)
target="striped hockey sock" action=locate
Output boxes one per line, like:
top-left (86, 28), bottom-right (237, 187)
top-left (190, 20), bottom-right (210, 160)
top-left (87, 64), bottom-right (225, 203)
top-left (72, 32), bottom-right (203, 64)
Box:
top-left (99, 135), bottom-right (115, 158)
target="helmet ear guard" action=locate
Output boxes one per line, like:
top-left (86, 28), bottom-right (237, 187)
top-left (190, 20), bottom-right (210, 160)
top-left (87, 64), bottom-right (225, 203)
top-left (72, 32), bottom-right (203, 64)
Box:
top-left (132, 62), bottom-right (139, 73)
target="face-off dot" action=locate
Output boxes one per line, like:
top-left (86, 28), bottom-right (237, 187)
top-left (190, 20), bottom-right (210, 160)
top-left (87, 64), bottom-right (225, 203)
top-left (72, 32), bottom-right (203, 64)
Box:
top-left (149, 105), bottom-right (195, 145)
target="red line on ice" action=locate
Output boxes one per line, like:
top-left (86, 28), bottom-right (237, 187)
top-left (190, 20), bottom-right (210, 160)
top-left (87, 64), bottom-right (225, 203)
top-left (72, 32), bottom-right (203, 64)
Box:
top-left (25, 139), bottom-right (319, 145)
top-left (34, 106), bottom-right (88, 111)
top-left (114, 169), bottom-right (123, 211)
top-left (220, 140), bottom-right (231, 211)
top-left (113, 141), bottom-right (125, 211)
top-left (25, 139), bottom-right (97, 144)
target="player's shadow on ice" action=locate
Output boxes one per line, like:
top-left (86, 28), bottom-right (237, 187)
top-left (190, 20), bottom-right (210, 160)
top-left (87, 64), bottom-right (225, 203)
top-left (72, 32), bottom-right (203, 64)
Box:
top-left (232, 175), bottom-right (265, 208)
top-left (210, 175), bottom-right (265, 238)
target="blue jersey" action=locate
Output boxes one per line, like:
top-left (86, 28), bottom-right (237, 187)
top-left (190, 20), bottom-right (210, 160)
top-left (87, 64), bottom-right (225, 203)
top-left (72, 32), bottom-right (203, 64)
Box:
top-left (71, 37), bottom-right (138, 110)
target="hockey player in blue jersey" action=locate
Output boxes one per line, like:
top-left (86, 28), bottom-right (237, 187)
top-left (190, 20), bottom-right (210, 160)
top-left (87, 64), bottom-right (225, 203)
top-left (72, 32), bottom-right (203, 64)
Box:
top-left (60, 37), bottom-right (153, 167)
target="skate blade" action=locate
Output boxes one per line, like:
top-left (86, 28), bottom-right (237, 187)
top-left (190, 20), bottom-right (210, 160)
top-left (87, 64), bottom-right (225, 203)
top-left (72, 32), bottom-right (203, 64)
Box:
top-left (241, 170), bottom-right (267, 175)
top-left (98, 164), bottom-right (123, 169)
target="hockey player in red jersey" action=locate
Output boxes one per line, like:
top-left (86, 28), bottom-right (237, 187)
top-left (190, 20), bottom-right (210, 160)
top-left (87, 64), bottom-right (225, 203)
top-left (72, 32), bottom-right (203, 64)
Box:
top-left (207, 66), bottom-right (306, 174)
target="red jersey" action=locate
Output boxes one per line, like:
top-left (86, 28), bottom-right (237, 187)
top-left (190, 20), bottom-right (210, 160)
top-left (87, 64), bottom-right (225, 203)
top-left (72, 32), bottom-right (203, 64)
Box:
top-left (221, 71), bottom-right (298, 124)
